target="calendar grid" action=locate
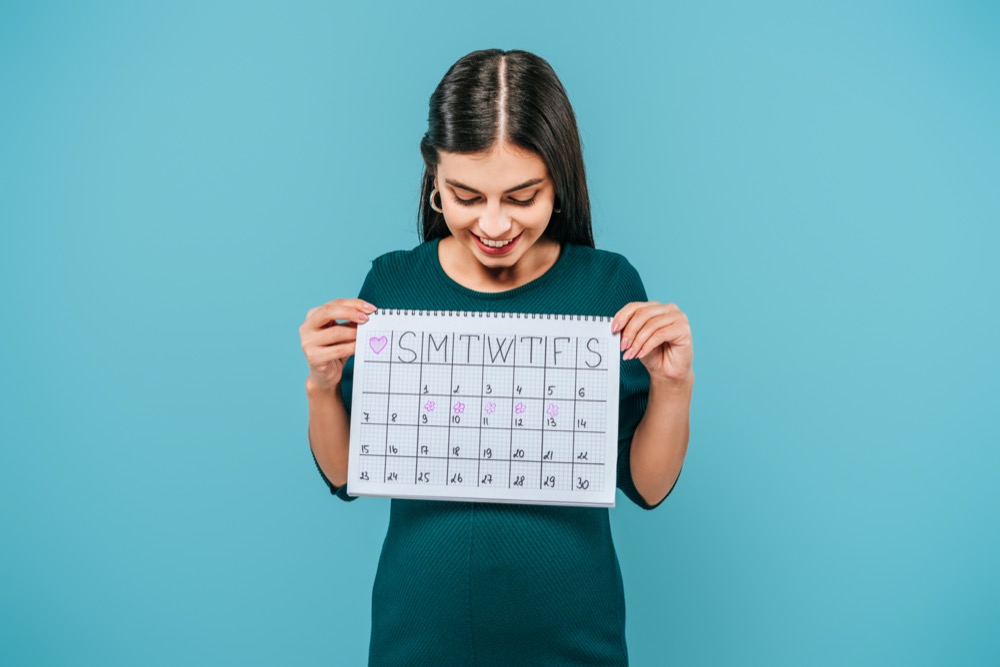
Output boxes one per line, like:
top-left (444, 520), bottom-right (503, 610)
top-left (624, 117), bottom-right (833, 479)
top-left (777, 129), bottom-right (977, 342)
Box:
top-left (363, 360), bottom-right (608, 371)
top-left (446, 332), bottom-right (455, 486)
top-left (349, 313), bottom-right (620, 507)
top-left (382, 331), bottom-right (394, 482)
top-left (360, 391), bottom-right (608, 399)
top-left (359, 335), bottom-right (614, 486)
top-left (414, 331), bottom-right (424, 484)
top-left (477, 331), bottom-right (486, 487)
top-left (572, 336), bottom-right (578, 485)
top-left (539, 336), bottom-right (547, 489)
top-left (507, 331), bottom-right (517, 488)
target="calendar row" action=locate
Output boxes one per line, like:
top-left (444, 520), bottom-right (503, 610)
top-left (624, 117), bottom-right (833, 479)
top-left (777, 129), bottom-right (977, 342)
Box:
top-left (355, 426), bottom-right (607, 464)
top-left (355, 395), bottom-right (608, 432)
top-left (359, 362), bottom-right (608, 400)
top-left (361, 331), bottom-right (611, 370)
top-left (355, 456), bottom-right (606, 493)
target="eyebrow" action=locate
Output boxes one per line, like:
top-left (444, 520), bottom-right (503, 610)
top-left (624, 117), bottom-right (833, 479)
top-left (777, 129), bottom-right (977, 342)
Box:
top-left (444, 178), bottom-right (544, 195)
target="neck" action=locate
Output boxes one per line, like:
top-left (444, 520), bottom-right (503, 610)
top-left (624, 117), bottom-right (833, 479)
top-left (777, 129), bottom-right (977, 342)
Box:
top-left (440, 236), bottom-right (561, 292)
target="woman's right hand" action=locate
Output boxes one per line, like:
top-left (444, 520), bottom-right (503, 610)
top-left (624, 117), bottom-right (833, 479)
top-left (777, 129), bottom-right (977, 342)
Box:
top-left (299, 298), bottom-right (377, 393)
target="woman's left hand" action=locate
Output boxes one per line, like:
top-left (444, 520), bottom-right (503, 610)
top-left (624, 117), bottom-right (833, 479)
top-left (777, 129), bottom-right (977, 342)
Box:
top-left (612, 301), bottom-right (694, 383)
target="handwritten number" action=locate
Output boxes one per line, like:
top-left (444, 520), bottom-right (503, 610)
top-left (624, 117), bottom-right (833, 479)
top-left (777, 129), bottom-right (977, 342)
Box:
top-left (356, 331), bottom-right (610, 497)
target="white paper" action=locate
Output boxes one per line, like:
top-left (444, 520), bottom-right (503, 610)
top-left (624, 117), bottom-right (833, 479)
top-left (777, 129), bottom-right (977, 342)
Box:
top-left (347, 309), bottom-right (620, 507)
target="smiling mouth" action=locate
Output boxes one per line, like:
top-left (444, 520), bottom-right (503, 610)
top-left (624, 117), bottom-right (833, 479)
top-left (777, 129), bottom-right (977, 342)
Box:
top-left (473, 231), bottom-right (521, 255)
top-left (477, 235), bottom-right (516, 248)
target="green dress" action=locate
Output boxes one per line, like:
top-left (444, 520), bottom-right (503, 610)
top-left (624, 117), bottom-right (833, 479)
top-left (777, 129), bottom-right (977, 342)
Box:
top-left (312, 238), bottom-right (681, 666)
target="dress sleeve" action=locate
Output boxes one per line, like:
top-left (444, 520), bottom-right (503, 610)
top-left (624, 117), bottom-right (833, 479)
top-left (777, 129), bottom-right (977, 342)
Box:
top-left (615, 259), bottom-right (683, 510)
top-left (310, 263), bottom-right (380, 502)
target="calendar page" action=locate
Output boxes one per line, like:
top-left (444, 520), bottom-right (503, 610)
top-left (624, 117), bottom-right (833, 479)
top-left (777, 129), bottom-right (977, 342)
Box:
top-left (347, 309), bottom-right (621, 507)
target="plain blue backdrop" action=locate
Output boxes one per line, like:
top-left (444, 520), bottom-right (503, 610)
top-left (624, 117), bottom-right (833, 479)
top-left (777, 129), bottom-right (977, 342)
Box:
top-left (2, 1), bottom-right (997, 665)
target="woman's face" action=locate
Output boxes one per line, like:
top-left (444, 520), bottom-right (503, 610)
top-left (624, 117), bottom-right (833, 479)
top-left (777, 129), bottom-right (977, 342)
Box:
top-left (433, 142), bottom-right (557, 272)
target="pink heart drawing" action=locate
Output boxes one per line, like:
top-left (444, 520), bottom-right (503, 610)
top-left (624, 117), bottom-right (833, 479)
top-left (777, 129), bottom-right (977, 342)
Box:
top-left (369, 336), bottom-right (388, 355)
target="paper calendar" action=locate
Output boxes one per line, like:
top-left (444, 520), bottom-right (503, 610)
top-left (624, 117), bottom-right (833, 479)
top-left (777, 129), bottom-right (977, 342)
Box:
top-left (347, 309), bottom-right (621, 507)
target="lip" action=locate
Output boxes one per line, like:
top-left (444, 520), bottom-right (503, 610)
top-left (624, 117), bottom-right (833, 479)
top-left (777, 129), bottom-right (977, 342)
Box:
top-left (473, 231), bottom-right (521, 256)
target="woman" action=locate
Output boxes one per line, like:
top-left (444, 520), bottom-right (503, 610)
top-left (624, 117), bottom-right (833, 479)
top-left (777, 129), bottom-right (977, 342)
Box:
top-left (299, 48), bottom-right (693, 666)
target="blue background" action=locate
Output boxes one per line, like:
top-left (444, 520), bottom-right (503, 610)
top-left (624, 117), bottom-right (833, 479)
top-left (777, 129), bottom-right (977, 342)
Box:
top-left (2, 1), bottom-right (997, 665)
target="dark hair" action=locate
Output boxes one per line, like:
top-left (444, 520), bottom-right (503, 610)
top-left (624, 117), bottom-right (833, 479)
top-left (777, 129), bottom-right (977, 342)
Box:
top-left (418, 49), bottom-right (594, 247)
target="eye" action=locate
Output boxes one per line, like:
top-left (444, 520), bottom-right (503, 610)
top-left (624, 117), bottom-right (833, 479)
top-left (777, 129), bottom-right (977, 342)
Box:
top-left (451, 194), bottom-right (480, 207)
top-left (450, 193), bottom-right (538, 207)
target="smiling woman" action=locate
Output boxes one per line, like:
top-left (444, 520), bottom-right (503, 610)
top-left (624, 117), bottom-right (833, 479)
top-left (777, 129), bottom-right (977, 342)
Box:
top-left (432, 143), bottom-right (561, 291)
top-left (418, 50), bottom-right (594, 248)
top-left (299, 48), bottom-right (693, 667)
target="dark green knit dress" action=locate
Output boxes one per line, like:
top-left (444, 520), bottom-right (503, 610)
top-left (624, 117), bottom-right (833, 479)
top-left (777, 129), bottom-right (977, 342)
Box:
top-left (312, 238), bottom-right (681, 666)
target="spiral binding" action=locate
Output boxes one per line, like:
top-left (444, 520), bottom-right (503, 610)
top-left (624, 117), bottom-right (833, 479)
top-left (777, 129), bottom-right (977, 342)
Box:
top-left (371, 308), bottom-right (611, 322)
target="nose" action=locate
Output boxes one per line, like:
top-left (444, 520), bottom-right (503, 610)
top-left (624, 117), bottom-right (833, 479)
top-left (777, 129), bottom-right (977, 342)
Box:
top-left (479, 201), bottom-right (512, 238)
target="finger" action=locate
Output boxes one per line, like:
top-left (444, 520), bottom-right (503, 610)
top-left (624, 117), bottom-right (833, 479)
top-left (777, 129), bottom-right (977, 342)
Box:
top-left (632, 322), bottom-right (692, 361)
top-left (623, 313), bottom-right (676, 359)
top-left (340, 298), bottom-right (377, 313)
top-left (305, 303), bottom-right (371, 330)
top-left (611, 302), bottom-right (650, 334)
top-left (306, 297), bottom-right (374, 319)
top-left (620, 304), bottom-right (672, 352)
top-left (312, 323), bottom-right (360, 347)
top-left (308, 340), bottom-right (359, 366)
top-left (306, 298), bottom-right (376, 322)
top-left (301, 322), bottom-right (356, 354)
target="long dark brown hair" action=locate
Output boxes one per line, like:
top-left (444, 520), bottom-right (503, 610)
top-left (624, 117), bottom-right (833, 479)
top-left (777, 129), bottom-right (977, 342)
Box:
top-left (418, 49), bottom-right (594, 247)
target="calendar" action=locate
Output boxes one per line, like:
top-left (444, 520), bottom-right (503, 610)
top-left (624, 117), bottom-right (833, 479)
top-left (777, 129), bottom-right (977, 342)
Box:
top-left (347, 309), bottom-right (621, 507)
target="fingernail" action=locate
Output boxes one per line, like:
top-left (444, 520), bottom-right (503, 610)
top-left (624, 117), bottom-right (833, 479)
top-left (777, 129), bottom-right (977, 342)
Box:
top-left (359, 313), bottom-right (369, 322)
top-left (611, 319), bottom-right (619, 333)
top-left (362, 303), bottom-right (377, 312)
top-left (620, 337), bottom-right (629, 351)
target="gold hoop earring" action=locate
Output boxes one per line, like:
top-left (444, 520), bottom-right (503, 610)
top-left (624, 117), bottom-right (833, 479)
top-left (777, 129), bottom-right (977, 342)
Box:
top-left (429, 188), bottom-right (443, 213)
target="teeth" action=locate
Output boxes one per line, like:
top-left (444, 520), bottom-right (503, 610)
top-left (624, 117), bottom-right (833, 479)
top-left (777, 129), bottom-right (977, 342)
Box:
top-left (479, 236), bottom-right (513, 248)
